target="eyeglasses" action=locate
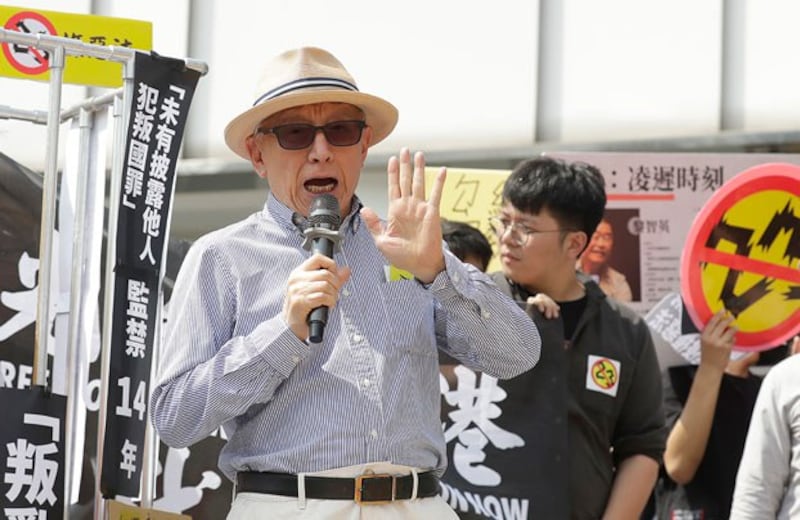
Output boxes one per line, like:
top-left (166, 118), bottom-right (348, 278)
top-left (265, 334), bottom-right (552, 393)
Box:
top-left (591, 232), bottom-right (613, 243)
top-left (488, 216), bottom-right (571, 247)
top-left (254, 120), bottom-right (367, 150)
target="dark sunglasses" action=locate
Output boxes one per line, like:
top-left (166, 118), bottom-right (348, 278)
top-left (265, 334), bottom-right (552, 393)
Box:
top-left (254, 120), bottom-right (367, 150)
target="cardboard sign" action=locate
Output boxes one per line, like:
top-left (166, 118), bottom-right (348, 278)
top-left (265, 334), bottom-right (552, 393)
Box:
top-left (680, 162), bottom-right (800, 351)
top-left (107, 500), bottom-right (190, 520)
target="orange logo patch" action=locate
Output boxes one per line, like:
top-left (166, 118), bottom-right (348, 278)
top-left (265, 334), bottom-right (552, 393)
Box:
top-left (590, 358), bottom-right (618, 390)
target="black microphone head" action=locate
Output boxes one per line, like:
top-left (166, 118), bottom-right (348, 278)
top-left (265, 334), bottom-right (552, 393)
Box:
top-left (308, 194), bottom-right (341, 230)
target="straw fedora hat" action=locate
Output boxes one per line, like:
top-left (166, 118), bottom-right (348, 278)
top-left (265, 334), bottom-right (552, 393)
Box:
top-left (224, 47), bottom-right (399, 160)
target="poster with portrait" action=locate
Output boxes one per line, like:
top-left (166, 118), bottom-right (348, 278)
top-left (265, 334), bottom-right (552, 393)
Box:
top-left (578, 207), bottom-right (642, 303)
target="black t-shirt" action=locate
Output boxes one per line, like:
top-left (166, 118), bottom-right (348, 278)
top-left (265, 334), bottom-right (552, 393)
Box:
top-left (558, 296), bottom-right (588, 341)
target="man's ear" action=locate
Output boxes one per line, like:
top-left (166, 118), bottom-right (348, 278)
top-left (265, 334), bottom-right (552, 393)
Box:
top-left (245, 135), bottom-right (268, 179)
top-left (567, 231), bottom-right (588, 259)
top-left (359, 126), bottom-right (373, 165)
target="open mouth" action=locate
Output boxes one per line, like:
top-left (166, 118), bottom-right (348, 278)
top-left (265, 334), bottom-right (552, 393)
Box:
top-left (304, 177), bottom-right (337, 194)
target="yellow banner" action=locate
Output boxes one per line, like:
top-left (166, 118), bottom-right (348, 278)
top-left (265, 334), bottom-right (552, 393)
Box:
top-left (425, 166), bottom-right (510, 273)
top-left (0, 5), bottom-right (152, 87)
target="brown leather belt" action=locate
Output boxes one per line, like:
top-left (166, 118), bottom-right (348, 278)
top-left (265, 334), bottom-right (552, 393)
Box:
top-left (236, 470), bottom-right (440, 504)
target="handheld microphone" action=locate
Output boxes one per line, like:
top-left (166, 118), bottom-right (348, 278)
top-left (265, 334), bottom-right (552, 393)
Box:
top-left (302, 194), bottom-right (342, 343)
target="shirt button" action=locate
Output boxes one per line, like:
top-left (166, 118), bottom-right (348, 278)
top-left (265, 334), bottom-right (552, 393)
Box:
top-left (370, 429), bottom-right (378, 439)
top-left (292, 356), bottom-right (300, 363)
top-left (362, 378), bottom-right (371, 388)
top-left (482, 310), bottom-right (491, 319)
top-left (342, 287), bottom-right (351, 297)
top-left (352, 333), bottom-right (363, 343)
top-left (453, 274), bottom-right (460, 283)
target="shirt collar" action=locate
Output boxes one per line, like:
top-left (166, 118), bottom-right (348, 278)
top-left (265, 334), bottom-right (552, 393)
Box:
top-left (263, 193), bottom-right (363, 236)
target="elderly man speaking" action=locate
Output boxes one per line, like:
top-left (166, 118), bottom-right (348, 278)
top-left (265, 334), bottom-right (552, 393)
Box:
top-left (150, 46), bottom-right (541, 518)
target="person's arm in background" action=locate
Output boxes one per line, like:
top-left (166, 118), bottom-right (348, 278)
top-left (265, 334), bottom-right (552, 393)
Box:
top-left (603, 454), bottom-right (659, 519)
top-left (527, 292), bottom-right (560, 319)
top-left (663, 311), bottom-right (753, 484)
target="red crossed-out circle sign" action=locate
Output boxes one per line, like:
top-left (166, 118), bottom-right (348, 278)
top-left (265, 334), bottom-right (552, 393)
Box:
top-left (680, 163), bottom-right (800, 351)
top-left (2, 11), bottom-right (57, 75)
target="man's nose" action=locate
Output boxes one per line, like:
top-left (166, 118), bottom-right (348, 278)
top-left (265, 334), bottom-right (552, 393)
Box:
top-left (308, 129), bottom-right (334, 160)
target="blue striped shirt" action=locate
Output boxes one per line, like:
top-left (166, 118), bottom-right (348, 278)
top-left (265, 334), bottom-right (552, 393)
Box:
top-left (150, 194), bottom-right (541, 481)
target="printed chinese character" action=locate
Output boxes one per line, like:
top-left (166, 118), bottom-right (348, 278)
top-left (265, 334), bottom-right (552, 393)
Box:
top-left (153, 447), bottom-right (222, 512)
top-left (159, 86), bottom-right (186, 127)
top-left (0, 252), bottom-right (39, 341)
top-left (144, 178), bottom-right (165, 210)
top-left (628, 166), bottom-right (652, 192)
top-left (3, 506), bottom-right (45, 519)
top-left (127, 140), bottom-right (148, 172)
top-left (653, 166), bottom-right (676, 191)
top-left (136, 84), bottom-right (158, 115)
top-left (154, 123), bottom-right (176, 154)
top-left (702, 166), bottom-right (725, 191)
top-left (132, 110), bottom-right (154, 142)
top-left (120, 439), bottom-right (138, 479)
top-left (645, 308), bottom-right (673, 336)
top-left (125, 317), bottom-right (147, 358)
top-left (441, 365), bottom-right (523, 486)
top-left (148, 153), bottom-right (170, 182)
top-left (4, 414), bottom-right (60, 506)
top-left (676, 166), bottom-right (699, 192)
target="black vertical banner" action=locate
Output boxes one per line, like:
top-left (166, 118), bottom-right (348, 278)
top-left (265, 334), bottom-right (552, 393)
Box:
top-left (0, 387), bottom-right (66, 518)
top-left (101, 51), bottom-right (200, 498)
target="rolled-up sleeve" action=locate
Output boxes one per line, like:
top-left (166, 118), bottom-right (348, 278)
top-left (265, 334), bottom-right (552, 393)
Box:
top-left (430, 251), bottom-right (540, 379)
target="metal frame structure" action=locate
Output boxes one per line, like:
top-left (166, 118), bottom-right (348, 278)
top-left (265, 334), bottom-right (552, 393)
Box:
top-left (0, 26), bottom-right (207, 519)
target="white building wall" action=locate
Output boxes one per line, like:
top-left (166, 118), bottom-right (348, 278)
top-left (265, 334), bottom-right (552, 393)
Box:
top-left (3, 0), bottom-right (799, 168)
top-left (557, 0), bottom-right (722, 142)
top-left (743, 1), bottom-right (800, 131)
top-left (1, 0), bottom-right (799, 236)
top-left (182, 0), bottom-right (540, 161)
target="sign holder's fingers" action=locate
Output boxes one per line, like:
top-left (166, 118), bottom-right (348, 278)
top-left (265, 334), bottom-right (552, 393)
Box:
top-left (721, 324), bottom-right (739, 343)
